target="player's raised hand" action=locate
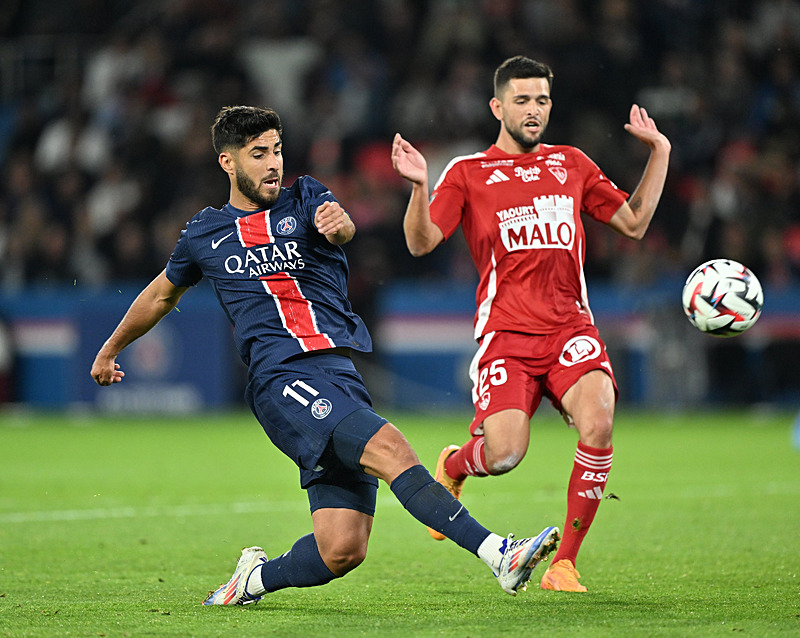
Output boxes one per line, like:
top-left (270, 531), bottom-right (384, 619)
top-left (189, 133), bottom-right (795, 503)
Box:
top-left (315, 200), bottom-right (354, 244)
top-left (91, 355), bottom-right (125, 386)
top-left (392, 133), bottom-right (428, 185)
top-left (623, 105), bottom-right (671, 153)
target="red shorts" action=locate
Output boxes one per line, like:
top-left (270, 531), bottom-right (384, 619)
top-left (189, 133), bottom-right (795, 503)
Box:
top-left (468, 325), bottom-right (618, 435)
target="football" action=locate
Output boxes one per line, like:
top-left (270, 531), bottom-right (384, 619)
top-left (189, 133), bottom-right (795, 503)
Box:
top-left (681, 259), bottom-right (764, 337)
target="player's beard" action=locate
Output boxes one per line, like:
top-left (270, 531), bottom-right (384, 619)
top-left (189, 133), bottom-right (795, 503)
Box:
top-left (236, 167), bottom-right (282, 210)
top-left (506, 119), bottom-right (546, 151)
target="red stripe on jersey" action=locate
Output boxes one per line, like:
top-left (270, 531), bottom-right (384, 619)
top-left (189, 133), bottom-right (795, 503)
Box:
top-left (261, 273), bottom-right (335, 351)
top-left (236, 211), bottom-right (273, 247)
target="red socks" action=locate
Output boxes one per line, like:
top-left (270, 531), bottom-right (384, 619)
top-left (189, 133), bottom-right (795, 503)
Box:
top-left (443, 436), bottom-right (612, 568)
top-left (444, 435), bottom-right (490, 480)
top-left (552, 441), bottom-right (613, 565)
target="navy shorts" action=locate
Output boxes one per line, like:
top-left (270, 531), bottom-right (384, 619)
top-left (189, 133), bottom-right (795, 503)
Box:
top-left (245, 354), bottom-right (387, 515)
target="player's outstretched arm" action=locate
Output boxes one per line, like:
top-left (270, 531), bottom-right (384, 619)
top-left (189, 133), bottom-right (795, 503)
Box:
top-left (608, 104), bottom-right (671, 240)
top-left (315, 201), bottom-right (355, 245)
top-left (391, 133), bottom-right (443, 257)
top-left (91, 270), bottom-right (189, 386)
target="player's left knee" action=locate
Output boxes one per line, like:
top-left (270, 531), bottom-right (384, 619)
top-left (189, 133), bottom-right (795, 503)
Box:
top-left (485, 448), bottom-right (524, 475)
top-left (321, 541), bottom-right (368, 576)
top-left (579, 415), bottom-right (614, 447)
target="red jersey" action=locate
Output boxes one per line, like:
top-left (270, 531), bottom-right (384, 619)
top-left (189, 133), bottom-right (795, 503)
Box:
top-left (429, 143), bottom-right (628, 338)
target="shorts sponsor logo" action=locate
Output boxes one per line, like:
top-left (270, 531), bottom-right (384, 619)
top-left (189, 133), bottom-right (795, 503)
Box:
top-left (559, 335), bottom-right (601, 367)
top-left (311, 398), bottom-right (332, 419)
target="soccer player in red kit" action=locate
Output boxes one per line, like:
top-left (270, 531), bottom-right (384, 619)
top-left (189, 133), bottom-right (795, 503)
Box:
top-left (391, 56), bottom-right (671, 592)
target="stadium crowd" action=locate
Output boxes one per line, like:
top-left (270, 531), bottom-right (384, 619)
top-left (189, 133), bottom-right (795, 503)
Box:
top-left (1, 0), bottom-right (799, 321)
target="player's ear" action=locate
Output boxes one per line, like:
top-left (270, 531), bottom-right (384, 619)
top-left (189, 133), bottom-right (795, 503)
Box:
top-left (489, 96), bottom-right (503, 122)
top-left (218, 151), bottom-right (235, 176)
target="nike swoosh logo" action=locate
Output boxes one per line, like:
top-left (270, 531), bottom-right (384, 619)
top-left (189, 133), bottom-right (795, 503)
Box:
top-left (449, 505), bottom-right (464, 522)
top-left (211, 232), bottom-right (234, 249)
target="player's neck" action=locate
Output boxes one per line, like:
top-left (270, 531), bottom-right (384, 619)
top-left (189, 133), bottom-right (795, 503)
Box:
top-left (229, 191), bottom-right (267, 212)
top-left (494, 132), bottom-right (540, 156)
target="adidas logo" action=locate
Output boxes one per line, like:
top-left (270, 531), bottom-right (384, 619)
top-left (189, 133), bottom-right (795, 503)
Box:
top-left (578, 486), bottom-right (604, 499)
top-left (485, 169), bottom-right (510, 185)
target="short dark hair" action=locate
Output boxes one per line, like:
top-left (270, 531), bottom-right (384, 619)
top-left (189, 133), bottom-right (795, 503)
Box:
top-left (211, 106), bottom-right (283, 154)
top-left (493, 56), bottom-right (554, 97)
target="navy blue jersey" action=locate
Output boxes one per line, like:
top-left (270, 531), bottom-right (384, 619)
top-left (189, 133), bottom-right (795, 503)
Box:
top-left (165, 176), bottom-right (372, 372)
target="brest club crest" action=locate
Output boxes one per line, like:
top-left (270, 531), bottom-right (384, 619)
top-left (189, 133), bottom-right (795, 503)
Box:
top-left (548, 167), bottom-right (568, 185)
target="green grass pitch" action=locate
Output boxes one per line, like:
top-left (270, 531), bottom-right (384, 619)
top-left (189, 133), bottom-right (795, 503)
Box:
top-left (1, 408), bottom-right (799, 637)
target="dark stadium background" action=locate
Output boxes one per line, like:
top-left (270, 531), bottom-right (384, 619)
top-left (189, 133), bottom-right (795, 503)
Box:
top-left (0, 0), bottom-right (799, 411)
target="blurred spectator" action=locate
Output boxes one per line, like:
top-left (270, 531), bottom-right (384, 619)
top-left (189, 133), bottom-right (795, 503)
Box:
top-left (34, 103), bottom-right (112, 177)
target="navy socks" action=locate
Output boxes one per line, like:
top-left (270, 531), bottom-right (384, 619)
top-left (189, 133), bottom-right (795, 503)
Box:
top-left (258, 465), bottom-right (492, 593)
top-left (390, 464), bottom-right (491, 554)
top-left (259, 533), bottom-right (336, 592)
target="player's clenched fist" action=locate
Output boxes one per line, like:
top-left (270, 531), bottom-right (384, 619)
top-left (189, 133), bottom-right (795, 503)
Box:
top-left (314, 201), bottom-right (354, 245)
top-left (91, 354), bottom-right (125, 386)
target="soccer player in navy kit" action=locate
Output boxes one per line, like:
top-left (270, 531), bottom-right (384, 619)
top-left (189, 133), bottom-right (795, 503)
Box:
top-left (90, 105), bottom-right (559, 604)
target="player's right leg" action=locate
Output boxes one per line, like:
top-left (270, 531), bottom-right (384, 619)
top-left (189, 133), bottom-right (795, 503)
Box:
top-left (427, 410), bottom-right (529, 540)
top-left (430, 333), bottom-right (542, 539)
top-left (541, 360), bottom-right (617, 593)
top-left (359, 420), bottom-right (559, 595)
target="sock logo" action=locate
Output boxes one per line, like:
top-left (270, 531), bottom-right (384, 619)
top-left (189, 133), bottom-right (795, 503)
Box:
top-left (449, 504), bottom-right (464, 522)
top-left (575, 445), bottom-right (612, 500)
top-left (580, 471), bottom-right (608, 482)
top-left (578, 486), bottom-right (605, 499)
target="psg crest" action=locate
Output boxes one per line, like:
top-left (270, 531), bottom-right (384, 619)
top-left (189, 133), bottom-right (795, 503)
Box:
top-left (276, 216), bottom-right (297, 235)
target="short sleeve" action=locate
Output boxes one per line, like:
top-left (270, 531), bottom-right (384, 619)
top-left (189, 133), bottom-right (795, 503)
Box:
top-left (296, 176), bottom-right (339, 221)
top-left (165, 224), bottom-right (203, 287)
top-left (429, 166), bottom-right (467, 241)
top-left (577, 151), bottom-right (629, 224)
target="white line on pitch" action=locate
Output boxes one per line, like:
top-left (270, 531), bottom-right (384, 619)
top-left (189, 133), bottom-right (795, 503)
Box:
top-left (0, 497), bottom-right (405, 524)
top-left (2, 481), bottom-right (797, 525)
